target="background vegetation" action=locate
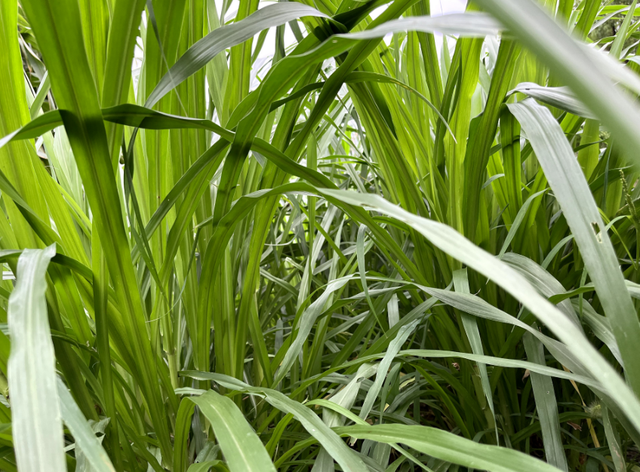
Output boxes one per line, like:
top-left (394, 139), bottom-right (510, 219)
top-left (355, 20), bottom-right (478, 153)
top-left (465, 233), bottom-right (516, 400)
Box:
top-left (1, 0), bottom-right (640, 470)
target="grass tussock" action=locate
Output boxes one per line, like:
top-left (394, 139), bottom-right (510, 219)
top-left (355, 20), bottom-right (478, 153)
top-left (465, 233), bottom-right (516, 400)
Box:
top-left (1, 0), bottom-right (640, 470)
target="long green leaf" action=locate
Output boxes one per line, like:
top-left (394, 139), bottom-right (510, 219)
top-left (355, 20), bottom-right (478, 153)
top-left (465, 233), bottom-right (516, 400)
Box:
top-left (508, 98), bottom-right (640, 396)
top-left (57, 378), bottom-right (115, 472)
top-left (189, 391), bottom-right (276, 472)
top-left (344, 424), bottom-right (561, 472)
top-left (522, 334), bottom-right (568, 471)
top-left (145, 3), bottom-right (330, 108)
top-left (337, 12), bottom-right (502, 39)
top-left (7, 245), bottom-right (65, 472)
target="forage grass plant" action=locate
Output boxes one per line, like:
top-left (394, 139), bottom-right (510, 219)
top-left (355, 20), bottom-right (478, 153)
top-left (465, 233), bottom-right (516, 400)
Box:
top-left (1, 0), bottom-right (640, 470)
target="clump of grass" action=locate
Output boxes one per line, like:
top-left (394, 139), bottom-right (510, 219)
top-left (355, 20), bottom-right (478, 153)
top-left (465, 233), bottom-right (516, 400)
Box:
top-left (0, 0), bottom-right (639, 471)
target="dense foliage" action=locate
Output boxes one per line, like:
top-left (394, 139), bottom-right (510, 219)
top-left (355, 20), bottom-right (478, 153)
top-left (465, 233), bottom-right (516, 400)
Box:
top-left (1, 0), bottom-right (640, 470)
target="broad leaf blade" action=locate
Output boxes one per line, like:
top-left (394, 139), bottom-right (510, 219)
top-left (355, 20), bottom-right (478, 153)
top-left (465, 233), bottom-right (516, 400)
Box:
top-left (345, 424), bottom-right (561, 472)
top-left (7, 244), bottom-right (65, 472)
top-left (189, 390), bottom-right (276, 472)
top-left (508, 98), bottom-right (640, 396)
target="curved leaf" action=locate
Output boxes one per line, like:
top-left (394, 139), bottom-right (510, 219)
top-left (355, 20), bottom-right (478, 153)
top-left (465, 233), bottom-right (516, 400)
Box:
top-left (344, 424), bottom-right (561, 472)
top-left (145, 3), bottom-right (330, 108)
top-left (508, 98), bottom-right (640, 396)
top-left (337, 12), bottom-right (502, 39)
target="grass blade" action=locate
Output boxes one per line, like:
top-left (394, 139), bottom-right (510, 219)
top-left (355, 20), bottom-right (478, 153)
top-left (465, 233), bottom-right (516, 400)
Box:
top-left (522, 333), bottom-right (568, 471)
top-left (344, 424), bottom-right (561, 472)
top-left (145, 3), bottom-right (330, 108)
top-left (508, 98), bottom-right (640, 396)
top-left (57, 378), bottom-right (115, 472)
top-left (189, 390), bottom-right (276, 472)
top-left (7, 244), bottom-right (65, 472)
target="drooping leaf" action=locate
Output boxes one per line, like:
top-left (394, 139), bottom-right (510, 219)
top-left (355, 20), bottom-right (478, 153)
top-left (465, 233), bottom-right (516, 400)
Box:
top-left (508, 98), bottom-right (640, 396)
